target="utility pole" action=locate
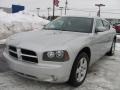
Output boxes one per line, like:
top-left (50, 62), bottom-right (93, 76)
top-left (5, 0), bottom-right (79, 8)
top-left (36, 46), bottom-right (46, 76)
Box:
top-left (53, 0), bottom-right (55, 19)
top-left (65, 0), bottom-right (68, 15)
top-left (59, 7), bottom-right (64, 16)
top-left (95, 4), bottom-right (105, 17)
top-left (36, 8), bottom-right (40, 17)
top-left (47, 7), bottom-right (51, 17)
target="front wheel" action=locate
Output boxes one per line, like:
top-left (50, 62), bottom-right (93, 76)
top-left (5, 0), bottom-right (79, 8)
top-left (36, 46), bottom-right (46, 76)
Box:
top-left (68, 52), bottom-right (89, 87)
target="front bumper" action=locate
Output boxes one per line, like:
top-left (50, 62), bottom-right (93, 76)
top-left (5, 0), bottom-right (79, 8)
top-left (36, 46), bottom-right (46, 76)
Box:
top-left (3, 51), bottom-right (71, 83)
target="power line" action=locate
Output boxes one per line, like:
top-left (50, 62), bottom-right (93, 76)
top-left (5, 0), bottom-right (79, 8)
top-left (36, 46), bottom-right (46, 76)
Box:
top-left (67, 7), bottom-right (120, 13)
top-left (29, 8), bottom-right (120, 16)
top-left (59, 7), bottom-right (64, 16)
top-left (65, 8), bottom-right (120, 15)
top-left (68, 8), bottom-right (95, 12)
top-left (101, 11), bottom-right (120, 14)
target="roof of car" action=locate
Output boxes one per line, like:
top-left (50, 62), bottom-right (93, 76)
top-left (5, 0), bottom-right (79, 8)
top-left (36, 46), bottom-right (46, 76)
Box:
top-left (60, 15), bottom-right (108, 22)
top-left (61, 15), bottom-right (102, 19)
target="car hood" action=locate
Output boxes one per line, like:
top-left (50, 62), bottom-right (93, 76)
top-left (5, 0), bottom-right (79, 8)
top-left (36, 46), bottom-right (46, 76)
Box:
top-left (7, 30), bottom-right (90, 50)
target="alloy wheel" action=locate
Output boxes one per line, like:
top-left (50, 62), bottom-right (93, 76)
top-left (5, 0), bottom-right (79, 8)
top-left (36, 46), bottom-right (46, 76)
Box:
top-left (76, 57), bottom-right (87, 82)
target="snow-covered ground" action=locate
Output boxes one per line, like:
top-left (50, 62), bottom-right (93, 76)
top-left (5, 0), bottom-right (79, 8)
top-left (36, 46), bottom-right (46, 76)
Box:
top-left (0, 43), bottom-right (120, 90)
top-left (0, 10), bottom-right (49, 44)
top-left (117, 34), bottom-right (120, 39)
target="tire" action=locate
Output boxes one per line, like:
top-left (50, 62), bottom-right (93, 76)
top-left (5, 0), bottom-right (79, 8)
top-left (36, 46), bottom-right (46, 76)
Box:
top-left (68, 52), bottom-right (89, 87)
top-left (107, 39), bottom-right (116, 56)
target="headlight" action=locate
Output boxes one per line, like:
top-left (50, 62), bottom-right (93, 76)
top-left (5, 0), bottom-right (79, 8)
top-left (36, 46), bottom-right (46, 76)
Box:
top-left (43, 50), bottom-right (69, 62)
top-left (56, 50), bottom-right (64, 58)
top-left (47, 51), bottom-right (55, 58)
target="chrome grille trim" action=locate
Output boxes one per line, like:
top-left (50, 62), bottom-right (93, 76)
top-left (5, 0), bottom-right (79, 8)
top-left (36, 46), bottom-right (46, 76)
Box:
top-left (8, 45), bottom-right (38, 63)
top-left (21, 54), bottom-right (37, 58)
top-left (9, 50), bottom-right (17, 54)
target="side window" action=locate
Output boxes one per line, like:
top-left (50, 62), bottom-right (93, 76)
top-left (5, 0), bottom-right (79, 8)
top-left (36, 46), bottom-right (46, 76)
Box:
top-left (96, 19), bottom-right (104, 28)
top-left (102, 20), bottom-right (110, 30)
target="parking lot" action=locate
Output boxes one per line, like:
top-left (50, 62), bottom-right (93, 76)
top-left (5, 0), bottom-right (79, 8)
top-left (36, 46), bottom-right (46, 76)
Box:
top-left (0, 37), bottom-right (120, 90)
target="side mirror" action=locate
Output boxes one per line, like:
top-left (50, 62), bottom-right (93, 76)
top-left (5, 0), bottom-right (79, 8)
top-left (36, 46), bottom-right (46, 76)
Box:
top-left (95, 27), bottom-right (106, 33)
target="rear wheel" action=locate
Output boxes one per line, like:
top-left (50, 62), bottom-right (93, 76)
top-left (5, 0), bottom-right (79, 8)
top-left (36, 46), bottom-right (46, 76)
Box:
top-left (107, 39), bottom-right (116, 56)
top-left (68, 52), bottom-right (89, 87)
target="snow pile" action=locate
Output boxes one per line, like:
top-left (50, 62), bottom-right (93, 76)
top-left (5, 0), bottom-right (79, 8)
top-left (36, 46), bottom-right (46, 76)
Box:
top-left (0, 10), bottom-right (49, 41)
top-left (117, 35), bottom-right (120, 39)
top-left (0, 39), bottom-right (6, 45)
top-left (116, 43), bottom-right (120, 50)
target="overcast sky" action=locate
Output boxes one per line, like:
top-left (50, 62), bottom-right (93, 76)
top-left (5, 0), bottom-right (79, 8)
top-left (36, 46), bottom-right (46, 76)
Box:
top-left (0, 0), bottom-right (120, 18)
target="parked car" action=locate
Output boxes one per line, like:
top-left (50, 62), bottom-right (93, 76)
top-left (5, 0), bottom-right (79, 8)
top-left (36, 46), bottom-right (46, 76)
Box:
top-left (3, 16), bottom-right (116, 87)
top-left (113, 23), bottom-right (120, 33)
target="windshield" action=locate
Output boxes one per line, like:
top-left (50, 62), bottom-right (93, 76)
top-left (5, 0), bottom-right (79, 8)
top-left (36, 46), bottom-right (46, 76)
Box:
top-left (44, 17), bottom-right (93, 33)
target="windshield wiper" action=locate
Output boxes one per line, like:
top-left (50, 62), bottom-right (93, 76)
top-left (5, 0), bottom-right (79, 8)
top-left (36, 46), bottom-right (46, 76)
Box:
top-left (44, 28), bottom-right (62, 30)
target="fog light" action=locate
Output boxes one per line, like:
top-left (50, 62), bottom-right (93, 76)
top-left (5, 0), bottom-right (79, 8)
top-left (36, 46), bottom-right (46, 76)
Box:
top-left (51, 75), bottom-right (57, 81)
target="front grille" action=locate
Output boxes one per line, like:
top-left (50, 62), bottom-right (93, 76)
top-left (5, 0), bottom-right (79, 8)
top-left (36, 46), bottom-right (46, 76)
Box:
top-left (22, 55), bottom-right (38, 63)
top-left (9, 51), bottom-right (18, 58)
top-left (9, 46), bottom-right (18, 58)
top-left (8, 45), bottom-right (38, 63)
top-left (21, 49), bottom-right (36, 56)
top-left (9, 46), bottom-right (17, 52)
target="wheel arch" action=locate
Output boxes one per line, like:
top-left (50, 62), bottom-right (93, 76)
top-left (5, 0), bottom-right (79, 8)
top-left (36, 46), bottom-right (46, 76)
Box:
top-left (75, 47), bottom-right (91, 63)
top-left (68, 47), bottom-right (91, 86)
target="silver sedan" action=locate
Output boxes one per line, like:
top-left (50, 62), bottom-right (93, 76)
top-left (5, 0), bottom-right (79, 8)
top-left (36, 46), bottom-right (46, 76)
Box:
top-left (3, 16), bottom-right (116, 87)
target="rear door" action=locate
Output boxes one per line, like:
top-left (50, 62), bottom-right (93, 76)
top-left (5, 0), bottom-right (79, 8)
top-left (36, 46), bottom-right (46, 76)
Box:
top-left (102, 20), bottom-right (114, 51)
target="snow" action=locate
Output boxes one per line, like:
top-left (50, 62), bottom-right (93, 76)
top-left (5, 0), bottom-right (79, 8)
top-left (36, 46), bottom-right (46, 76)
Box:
top-left (0, 43), bottom-right (120, 90)
top-left (116, 43), bottom-right (120, 50)
top-left (0, 10), bottom-right (49, 42)
top-left (117, 35), bottom-right (120, 39)
top-left (0, 39), bottom-right (6, 45)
